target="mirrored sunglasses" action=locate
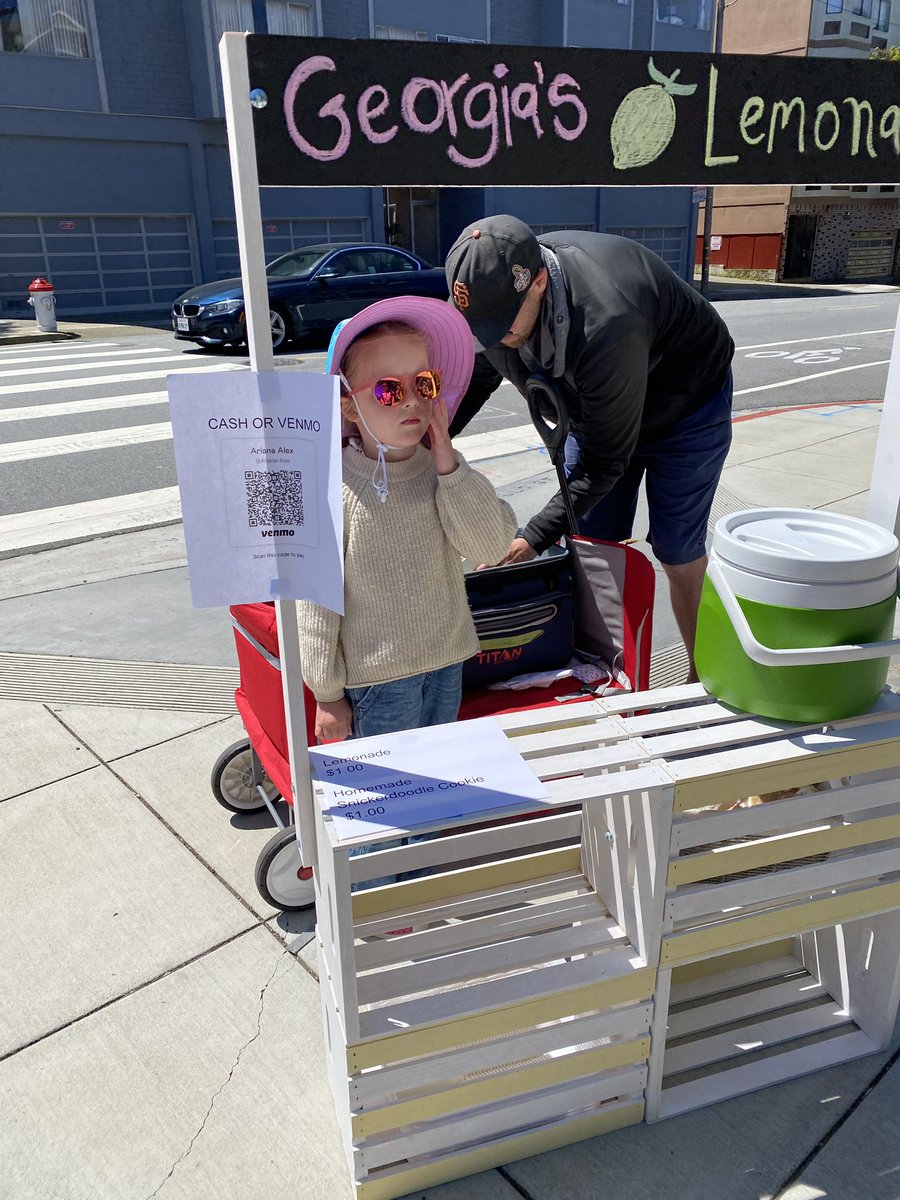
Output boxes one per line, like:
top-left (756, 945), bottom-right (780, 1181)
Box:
top-left (344, 368), bottom-right (443, 407)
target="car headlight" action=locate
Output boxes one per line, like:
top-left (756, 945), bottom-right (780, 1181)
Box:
top-left (203, 300), bottom-right (243, 315)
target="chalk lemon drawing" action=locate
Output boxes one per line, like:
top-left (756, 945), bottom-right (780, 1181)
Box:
top-left (610, 58), bottom-right (697, 169)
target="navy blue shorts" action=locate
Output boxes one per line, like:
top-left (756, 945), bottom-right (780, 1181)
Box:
top-left (564, 371), bottom-right (733, 566)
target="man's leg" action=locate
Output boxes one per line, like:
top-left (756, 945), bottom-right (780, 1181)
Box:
top-left (661, 555), bottom-right (708, 681)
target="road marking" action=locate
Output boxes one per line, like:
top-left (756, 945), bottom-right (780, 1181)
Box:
top-left (0, 352), bottom-right (195, 379)
top-left (0, 422), bottom-right (174, 464)
top-left (0, 488), bottom-right (182, 555)
top-left (0, 341), bottom-right (120, 357)
top-left (0, 346), bottom-right (170, 368)
top-left (734, 359), bottom-right (891, 396)
top-left (0, 361), bottom-right (244, 397)
top-left (0, 391), bottom-right (169, 423)
top-left (736, 328), bottom-right (893, 351)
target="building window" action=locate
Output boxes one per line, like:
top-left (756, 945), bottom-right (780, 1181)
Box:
top-left (435, 33), bottom-right (486, 43)
top-left (823, 19), bottom-right (842, 31)
top-left (375, 25), bottom-right (428, 40)
top-left (876, 0), bottom-right (891, 29)
top-left (850, 19), bottom-right (871, 33)
top-left (608, 225), bottom-right (687, 273)
top-left (826, 0), bottom-right (844, 11)
top-left (656, 0), bottom-right (712, 30)
top-left (0, 0), bottom-right (91, 57)
top-left (852, 0), bottom-right (873, 15)
top-left (213, 0), bottom-right (314, 38)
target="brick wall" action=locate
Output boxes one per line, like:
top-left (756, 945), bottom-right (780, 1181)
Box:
top-left (321, 0), bottom-right (371, 39)
top-left (95, 0), bottom-right (194, 117)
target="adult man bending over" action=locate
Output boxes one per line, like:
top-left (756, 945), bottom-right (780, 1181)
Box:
top-left (446, 215), bottom-right (735, 679)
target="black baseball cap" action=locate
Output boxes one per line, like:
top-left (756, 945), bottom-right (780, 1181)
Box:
top-left (445, 215), bottom-right (543, 349)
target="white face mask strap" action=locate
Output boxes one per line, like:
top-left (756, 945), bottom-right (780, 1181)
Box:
top-left (339, 370), bottom-right (398, 503)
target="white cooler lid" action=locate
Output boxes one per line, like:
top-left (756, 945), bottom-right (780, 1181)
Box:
top-left (712, 508), bottom-right (899, 584)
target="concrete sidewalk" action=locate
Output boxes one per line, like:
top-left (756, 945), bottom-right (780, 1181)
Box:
top-left (0, 312), bottom-right (172, 345)
top-left (3, 400), bottom-right (899, 1200)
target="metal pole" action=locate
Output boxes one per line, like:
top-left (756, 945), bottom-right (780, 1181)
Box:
top-left (220, 33), bottom-right (319, 869)
top-left (700, 0), bottom-right (726, 296)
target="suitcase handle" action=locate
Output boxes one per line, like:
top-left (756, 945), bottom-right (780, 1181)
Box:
top-left (525, 374), bottom-right (578, 535)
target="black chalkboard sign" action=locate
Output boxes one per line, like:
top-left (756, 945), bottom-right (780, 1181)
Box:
top-left (246, 36), bottom-right (900, 188)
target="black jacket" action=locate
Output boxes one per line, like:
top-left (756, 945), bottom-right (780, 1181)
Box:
top-left (450, 231), bottom-right (735, 554)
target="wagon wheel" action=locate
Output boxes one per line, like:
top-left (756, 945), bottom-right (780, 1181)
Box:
top-left (210, 739), bottom-right (280, 814)
top-left (255, 825), bottom-right (316, 911)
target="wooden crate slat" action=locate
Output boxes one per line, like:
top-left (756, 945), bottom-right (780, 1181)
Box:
top-left (356, 913), bottom-right (626, 1005)
top-left (354, 1100), bottom-right (644, 1200)
top-left (352, 1036), bottom-right (651, 1138)
top-left (671, 776), bottom-right (898, 852)
top-left (656, 1029), bottom-right (878, 1121)
top-left (348, 1003), bottom-right (653, 1105)
top-left (510, 714), bottom-right (629, 757)
top-left (667, 975), bottom-right (828, 1039)
top-left (598, 681), bottom-right (709, 715)
top-left (619, 700), bottom-right (764, 739)
top-left (669, 811), bottom-right (900, 886)
top-left (661, 879), bottom-right (900, 966)
top-left (664, 1000), bottom-right (854, 1076)
top-left (358, 1068), bottom-right (646, 1171)
top-left (669, 843), bottom-right (900, 922)
top-left (525, 741), bottom-right (651, 781)
top-left (355, 894), bottom-right (618, 972)
top-left (350, 845), bottom-right (582, 920)
top-left (496, 698), bottom-right (605, 734)
top-left (352, 957), bottom-right (657, 1067)
top-left (669, 948), bottom-right (800, 1004)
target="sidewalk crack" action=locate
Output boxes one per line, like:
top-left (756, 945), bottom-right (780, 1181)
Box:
top-left (143, 947), bottom-right (289, 1199)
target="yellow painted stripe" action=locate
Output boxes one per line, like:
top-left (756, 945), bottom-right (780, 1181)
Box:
top-left (346, 966), bottom-right (656, 1072)
top-left (670, 939), bottom-right (797, 986)
top-left (355, 1101), bottom-right (644, 1200)
top-left (674, 737), bottom-right (900, 812)
top-left (668, 813), bottom-right (900, 886)
top-left (350, 845), bottom-right (582, 920)
top-left (352, 1037), bottom-right (650, 1138)
top-left (661, 880), bottom-right (900, 967)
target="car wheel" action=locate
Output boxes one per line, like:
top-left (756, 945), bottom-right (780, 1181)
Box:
top-left (270, 305), bottom-right (292, 351)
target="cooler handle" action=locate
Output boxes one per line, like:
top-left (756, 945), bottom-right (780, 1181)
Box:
top-left (706, 559), bottom-right (900, 667)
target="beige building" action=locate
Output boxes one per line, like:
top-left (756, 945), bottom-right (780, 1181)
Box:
top-left (700, 0), bottom-right (900, 281)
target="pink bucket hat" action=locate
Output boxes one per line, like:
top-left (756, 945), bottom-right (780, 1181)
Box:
top-left (326, 295), bottom-right (475, 438)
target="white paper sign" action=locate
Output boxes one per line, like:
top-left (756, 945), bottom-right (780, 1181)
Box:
top-left (310, 718), bottom-right (551, 842)
top-left (167, 370), bottom-right (343, 611)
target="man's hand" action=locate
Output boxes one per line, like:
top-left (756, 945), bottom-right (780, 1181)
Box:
top-left (426, 398), bottom-right (458, 476)
top-left (315, 697), bottom-right (353, 743)
top-left (499, 536), bottom-right (538, 565)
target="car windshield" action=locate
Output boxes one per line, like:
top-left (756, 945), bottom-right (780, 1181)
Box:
top-left (266, 249), bottom-right (331, 278)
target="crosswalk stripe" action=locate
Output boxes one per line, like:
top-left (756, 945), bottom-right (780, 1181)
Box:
top-left (0, 391), bottom-right (168, 423)
top-left (0, 488), bottom-right (182, 555)
top-left (0, 361), bottom-right (244, 397)
top-left (0, 351), bottom-right (195, 379)
top-left (0, 422), bottom-right (173, 464)
top-left (0, 346), bottom-right (170, 368)
top-left (0, 341), bottom-right (120, 357)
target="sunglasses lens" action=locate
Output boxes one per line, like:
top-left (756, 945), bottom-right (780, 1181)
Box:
top-left (373, 379), bottom-right (402, 406)
top-left (414, 371), bottom-right (441, 400)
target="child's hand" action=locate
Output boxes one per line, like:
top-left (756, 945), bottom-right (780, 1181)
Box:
top-left (427, 398), bottom-right (457, 476)
top-left (316, 698), bottom-right (353, 743)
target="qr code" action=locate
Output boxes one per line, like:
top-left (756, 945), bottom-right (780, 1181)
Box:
top-left (244, 470), bottom-right (304, 528)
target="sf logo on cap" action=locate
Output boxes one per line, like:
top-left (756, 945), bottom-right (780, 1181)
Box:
top-left (453, 280), bottom-right (470, 309)
top-left (512, 265), bottom-right (531, 293)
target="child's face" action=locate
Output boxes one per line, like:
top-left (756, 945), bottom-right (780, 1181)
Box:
top-left (342, 331), bottom-right (433, 458)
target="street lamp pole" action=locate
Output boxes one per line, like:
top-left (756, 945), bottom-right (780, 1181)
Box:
top-left (700, 0), bottom-right (727, 296)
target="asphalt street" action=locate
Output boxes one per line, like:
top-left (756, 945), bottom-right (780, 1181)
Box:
top-left (1, 288), bottom-right (897, 554)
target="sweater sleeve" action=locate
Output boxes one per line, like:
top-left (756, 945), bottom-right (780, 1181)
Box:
top-left (296, 601), bottom-right (347, 704)
top-left (435, 452), bottom-right (518, 565)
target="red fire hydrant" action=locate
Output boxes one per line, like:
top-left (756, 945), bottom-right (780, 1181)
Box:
top-left (28, 277), bottom-right (57, 333)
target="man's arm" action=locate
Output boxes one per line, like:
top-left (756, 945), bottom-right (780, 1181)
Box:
top-left (449, 353), bottom-right (504, 437)
top-left (522, 326), bottom-right (651, 553)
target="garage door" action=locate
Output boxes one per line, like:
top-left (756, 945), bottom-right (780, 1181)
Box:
top-left (845, 230), bottom-right (897, 281)
top-left (0, 214), bottom-right (198, 315)
top-left (607, 225), bottom-right (688, 276)
top-left (212, 216), bottom-right (372, 279)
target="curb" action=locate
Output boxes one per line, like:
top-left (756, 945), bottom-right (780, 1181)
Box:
top-left (0, 330), bottom-right (81, 346)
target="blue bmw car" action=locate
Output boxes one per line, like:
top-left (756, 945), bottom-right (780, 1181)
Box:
top-left (171, 242), bottom-right (449, 352)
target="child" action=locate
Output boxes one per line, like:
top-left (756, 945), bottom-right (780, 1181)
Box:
top-left (297, 295), bottom-right (517, 744)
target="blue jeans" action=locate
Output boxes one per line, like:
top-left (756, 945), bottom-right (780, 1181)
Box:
top-left (563, 371), bottom-right (733, 566)
top-left (345, 662), bottom-right (463, 890)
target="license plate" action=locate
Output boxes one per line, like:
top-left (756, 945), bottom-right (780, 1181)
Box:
top-left (176, 317), bottom-right (191, 331)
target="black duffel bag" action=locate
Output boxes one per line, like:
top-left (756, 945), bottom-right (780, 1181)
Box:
top-left (462, 550), bottom-right (574, 690)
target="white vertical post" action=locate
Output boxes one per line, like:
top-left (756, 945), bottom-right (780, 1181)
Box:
top-left (866, 304), bottom-right (900, 538)
top-left (220, 32), bottom-right (318, 868)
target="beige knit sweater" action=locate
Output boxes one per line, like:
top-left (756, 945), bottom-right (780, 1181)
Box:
top-left (297, 444), bottom-right (517, 703)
